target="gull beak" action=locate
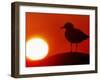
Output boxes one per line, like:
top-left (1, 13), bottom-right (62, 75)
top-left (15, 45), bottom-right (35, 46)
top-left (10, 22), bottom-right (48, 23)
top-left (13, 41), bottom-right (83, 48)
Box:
top-left (61, 26), bottom-right (64, 29)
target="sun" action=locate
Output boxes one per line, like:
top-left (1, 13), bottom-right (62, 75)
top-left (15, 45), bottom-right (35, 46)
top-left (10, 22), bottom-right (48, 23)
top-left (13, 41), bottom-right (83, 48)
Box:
top-left (26, 38), bottom-right (49, 61)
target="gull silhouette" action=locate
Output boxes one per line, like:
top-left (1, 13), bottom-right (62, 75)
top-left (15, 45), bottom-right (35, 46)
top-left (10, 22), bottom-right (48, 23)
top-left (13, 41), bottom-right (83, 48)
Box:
top-left (61, 22), bottom-right (89, 52)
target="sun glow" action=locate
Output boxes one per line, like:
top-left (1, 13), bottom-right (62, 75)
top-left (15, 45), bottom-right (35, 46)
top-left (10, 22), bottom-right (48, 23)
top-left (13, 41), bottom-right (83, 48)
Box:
top-left (26, 38), bottom-right (49, 61)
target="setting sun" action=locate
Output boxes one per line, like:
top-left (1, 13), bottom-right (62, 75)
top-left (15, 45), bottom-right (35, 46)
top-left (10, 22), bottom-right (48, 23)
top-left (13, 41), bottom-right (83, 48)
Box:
top-left (26, 38), bottom-right (49, 61)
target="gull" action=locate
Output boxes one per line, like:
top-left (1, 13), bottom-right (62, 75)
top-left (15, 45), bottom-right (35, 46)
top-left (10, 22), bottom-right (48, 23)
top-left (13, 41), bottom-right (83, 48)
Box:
top-left (61, 22), bottom-right (89, 52)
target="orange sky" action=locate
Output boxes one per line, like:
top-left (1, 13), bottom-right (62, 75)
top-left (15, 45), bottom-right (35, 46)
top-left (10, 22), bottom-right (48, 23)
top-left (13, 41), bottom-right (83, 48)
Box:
top-left (26, 12), bottom-right (89, 57)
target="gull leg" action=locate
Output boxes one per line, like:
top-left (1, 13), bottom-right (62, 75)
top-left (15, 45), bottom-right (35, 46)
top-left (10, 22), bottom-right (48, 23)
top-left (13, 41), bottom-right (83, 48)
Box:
top-left (71, 43), bottom-right (72, 53)
top-left (76, 44), bottom-right (78, 52)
